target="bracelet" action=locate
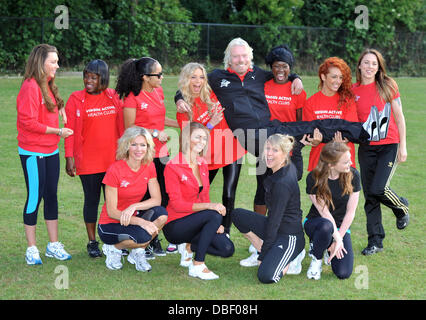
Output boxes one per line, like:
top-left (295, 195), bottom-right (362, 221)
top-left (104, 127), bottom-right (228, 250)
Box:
top-left (57, 128), bottom-right (63, 136)
top-left (206, 122), bottom-right (214, 130)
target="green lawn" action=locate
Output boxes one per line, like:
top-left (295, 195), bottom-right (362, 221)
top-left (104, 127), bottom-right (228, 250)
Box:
top-left (0, 75), bottom-right (424, 300)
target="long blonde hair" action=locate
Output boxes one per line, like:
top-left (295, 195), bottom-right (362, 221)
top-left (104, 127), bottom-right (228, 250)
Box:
top-left (178, 62), bottom-right (215, 121)
top-left (356, 48), bottom-right (398, 103)
top-left (22, 44), bottom-right (64, 112)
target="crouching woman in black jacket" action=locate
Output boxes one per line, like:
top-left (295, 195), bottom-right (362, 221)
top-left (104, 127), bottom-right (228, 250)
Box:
top-left (232, 134), bottom-right (305, 284)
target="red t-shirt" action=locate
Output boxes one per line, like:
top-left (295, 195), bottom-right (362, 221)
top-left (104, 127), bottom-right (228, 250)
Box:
top-left (78, 91), bottom-right (119, 174)
top-left (176, 93), bottom-right (247, 170)
top-left (352, 82), bottom-right (400, 145)
top-left (164, 153), bottom-right (210, 224)
top-left (303, 91), bottom-right (358, 171)
top-left (16, 78), bottom-right (60, 153)
top-left (264, 80), bottom-right (306, 122)
top-left (123, 87), bottom-right (168, 158)
top-left (98, 160), bottom-right (157, 225)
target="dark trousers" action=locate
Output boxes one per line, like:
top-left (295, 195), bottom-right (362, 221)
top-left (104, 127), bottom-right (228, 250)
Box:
top-left (79, 172), bottom-right (105, 223)
top-left (304, 217), bottom-right (353, 279)
top-left (358, 143), bottom-right (408, 247)
top-left (232, 208), bottom-right (305, 284)
top-left (20, 153), bottom-right (60, 226)
top-left (209, 161), bottom-right (242, 232)
top-left (163, 210), bottom-right (234, 262)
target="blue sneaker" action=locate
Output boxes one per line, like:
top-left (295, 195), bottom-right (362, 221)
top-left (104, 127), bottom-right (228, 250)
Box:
top-left (26, 246), bottom-right (43, 265)
top-left (45, 242), bottom-right (72, 261)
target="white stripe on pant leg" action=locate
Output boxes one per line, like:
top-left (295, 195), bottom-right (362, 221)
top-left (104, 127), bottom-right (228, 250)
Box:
top-left (272, 235), bottom-right (296, 283)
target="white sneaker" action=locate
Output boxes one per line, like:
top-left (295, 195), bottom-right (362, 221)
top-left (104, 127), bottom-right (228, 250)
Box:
top-left (307, 254), bottom-right (322, 280)
top-left (128, 248), bottom-right (152, 272)
top-left (323, 250), bottom-right (331, 266)
top-left (102, 244), bottom-right (123, 270)
top-left (45, 242), bottom-right (72, 261)
top-left (26, 246), bottom-right (42, 265)
top-left (248, 244), bottom-right (257, 254)
top-left (240, 252), bottom-right (259, 267)
top-left (287, 249), bottom-right (305, 275)
top-left (188, 263), bottom-right (219, 280)
top-left (179, 245), bottom-right (193, 267)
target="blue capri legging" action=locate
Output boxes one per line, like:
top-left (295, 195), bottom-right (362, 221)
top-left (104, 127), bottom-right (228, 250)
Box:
top-left (19, 150), bottom-right (60, 226)
top-left (163, 210), bottom-right (235, 262)
top-left (98, 206), bottom-right (167, 245)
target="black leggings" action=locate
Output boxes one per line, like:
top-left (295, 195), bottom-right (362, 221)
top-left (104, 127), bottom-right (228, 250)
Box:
top-left (20, 153), bottom-right (60, 226)
top-left (304, 217), bottom-right (353, 279)
top-left (79, 172), bottom-right (105, 223)
top-left (209, 161), bottom-right (242, 232)
top-left (232, 208), bottom-right (305, 284)
top-left (163, 210), bottom-right (234, 262)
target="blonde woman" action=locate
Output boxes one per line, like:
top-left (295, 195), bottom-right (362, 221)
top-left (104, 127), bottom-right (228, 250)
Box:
top-left (97, 127), bottom-right (168, 272)
top-left (176, 62), bottom-right (246, 235)
top-left (232, 134), bottom-right (305, 284)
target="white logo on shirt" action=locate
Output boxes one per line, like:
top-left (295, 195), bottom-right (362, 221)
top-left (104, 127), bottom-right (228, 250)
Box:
top-left (355, 95), bottom-right (360, 102)
top-left (181, 174), bottom-right (188, 182)
top-left (140, 102), bottom-right (148, 110)
top-left (220, 79), bottom-right (230, 88)
top-left (251, 75), bottom-right (255, 80)
top-left (76, 110), bottom-right (80, 117)
top-left (120, 180), bottom-right (130, 188)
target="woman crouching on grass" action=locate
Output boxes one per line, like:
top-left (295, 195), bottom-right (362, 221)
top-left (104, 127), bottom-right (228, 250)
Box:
top-left (232, 134), bottom-right (305, 284)
top-left (97, 127), bottom-right (168, 272)
top-left (163, 122), bottom-right (235, 280)
top-left (304, 141), bottom-right (360, 280)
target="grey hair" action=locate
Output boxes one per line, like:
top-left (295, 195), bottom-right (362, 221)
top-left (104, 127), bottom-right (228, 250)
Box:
top-left (223, 37), bottom-right (254, 70)
top-left (116, 126), bottom-right (155, 164)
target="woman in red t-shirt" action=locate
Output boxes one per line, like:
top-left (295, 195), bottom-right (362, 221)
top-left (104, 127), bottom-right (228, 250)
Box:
top-left (17, 44), bottom-right (73, 265)
top-left (176, 62), bottom-right (247, 235)
top-left (303, 57), bottom-right (358, 172)
top-left (163, 122), bottom-right (234, 280)
top-left (116, 57), bottom-right (179, 255)
top-left (64, 59), bottom-right (124, 258)
top-left (254, 45), bottom-right (307, 217)
top-left (353, 49), bottom-right (409, 256)
top-left (97, 127), bottom-right (168, 272)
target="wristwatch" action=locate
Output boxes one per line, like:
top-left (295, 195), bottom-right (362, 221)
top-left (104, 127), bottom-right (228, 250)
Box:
top-left (152, 129), bottom-right (159, 138)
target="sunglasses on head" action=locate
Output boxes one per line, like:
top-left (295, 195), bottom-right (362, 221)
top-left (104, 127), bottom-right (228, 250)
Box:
top-left (144, 72), bottom-right (163, 79)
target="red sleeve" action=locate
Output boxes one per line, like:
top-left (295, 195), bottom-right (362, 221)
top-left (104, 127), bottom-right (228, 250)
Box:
top-left (303, 96), bottom-right (315, 121)
top-left (16, 80), bottom-right (47, 134)
top-left (148, 161), bottom-right (157, 179)
top-left (296, 90), bottom-right (307, 110)
top-left (345, 99), bottom-right (359, 122)
top-left (64, 93), bottom-right (77, 158)
top-left (164, 164), bottom-right (194, 213)
top-left (176, 112), bottom-right (189, 130)
top-left (123, 93), bottom-right (137, 109)
top-left (102, 162), bottom-right (120, 188)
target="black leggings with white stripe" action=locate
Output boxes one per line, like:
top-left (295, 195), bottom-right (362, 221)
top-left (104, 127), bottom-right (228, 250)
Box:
top-left (232, 208), bottom-right (305, 284)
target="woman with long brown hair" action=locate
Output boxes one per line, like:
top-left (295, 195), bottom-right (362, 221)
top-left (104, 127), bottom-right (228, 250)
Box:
top-left (353, 49), bottom-right (409, 256)
top-left (304, 141), bottom-right (360, 280)
top-left (17, 44), bottom-right (73, 265)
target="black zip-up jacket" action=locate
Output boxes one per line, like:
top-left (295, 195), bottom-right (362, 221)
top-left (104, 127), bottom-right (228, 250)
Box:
top-left (259, 163), bottom-right (303, 261)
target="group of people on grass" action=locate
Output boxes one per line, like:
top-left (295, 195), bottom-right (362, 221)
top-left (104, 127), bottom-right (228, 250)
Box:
top-left (16, 37), bottom-right (409, 283)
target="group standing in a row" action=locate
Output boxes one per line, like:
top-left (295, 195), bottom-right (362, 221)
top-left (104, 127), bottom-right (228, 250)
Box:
top-left (16, 37), bottom-right (409, 283)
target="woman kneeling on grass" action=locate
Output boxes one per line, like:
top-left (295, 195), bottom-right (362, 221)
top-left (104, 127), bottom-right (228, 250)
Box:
top-left (163, 122), bottom-right (234, 280)
top-left (304, 141), bottom-right (360, 280)
top-left (98, 126), bottom-right (168, 272)
top-left (232, 134), bottom-right (305, 284)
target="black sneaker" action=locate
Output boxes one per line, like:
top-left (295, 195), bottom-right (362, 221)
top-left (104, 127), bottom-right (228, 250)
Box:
top-left (397, 213), bottom-right (410, 230)
top-left (361, 245), bottom-right (383, 256)
top-left (87, 240), bottom-right (102, 258)
top-left (147, 237), bottom-right (166, 257)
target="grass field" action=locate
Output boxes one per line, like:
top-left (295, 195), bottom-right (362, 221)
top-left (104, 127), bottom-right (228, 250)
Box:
top-left (0, 74), bottom-right (425, 301)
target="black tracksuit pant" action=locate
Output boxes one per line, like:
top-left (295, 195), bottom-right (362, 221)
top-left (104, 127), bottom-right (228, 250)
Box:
top-left (358, 143), bottom-right (409, 247)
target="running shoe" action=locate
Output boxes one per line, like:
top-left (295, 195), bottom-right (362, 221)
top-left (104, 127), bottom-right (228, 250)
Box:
top-left (45, 242), bottom-right (72, 261)
top-left (26, 246), bottom-right (42, 265)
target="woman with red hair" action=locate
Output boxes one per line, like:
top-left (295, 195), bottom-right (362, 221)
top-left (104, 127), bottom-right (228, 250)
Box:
top-left (302, 57), bottom-right (358, 172)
